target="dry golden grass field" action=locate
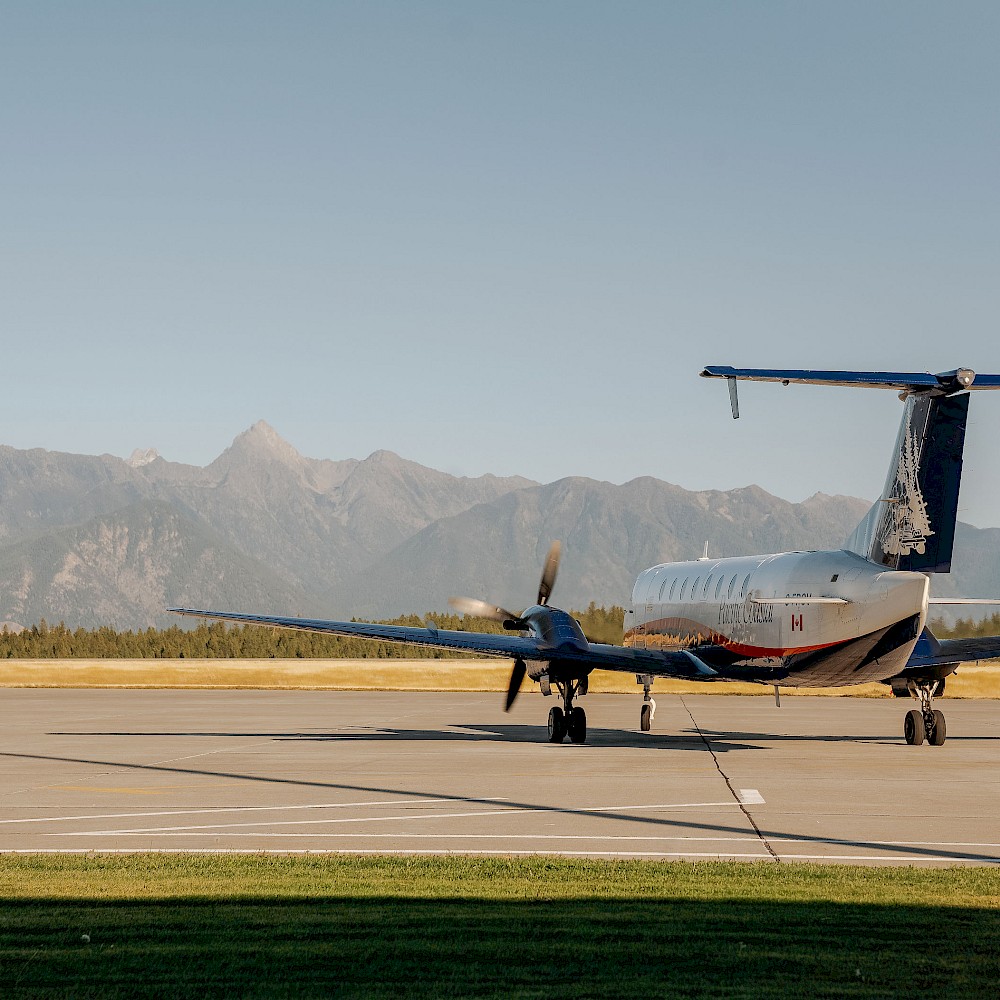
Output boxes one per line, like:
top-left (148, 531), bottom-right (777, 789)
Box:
top-left (1, 658), bottom-right (998, 696)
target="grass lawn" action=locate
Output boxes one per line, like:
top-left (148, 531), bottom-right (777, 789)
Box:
top-left (1, 855), bottom-right (998, 998)
top-left (3, 658), bottom-right (999, 697)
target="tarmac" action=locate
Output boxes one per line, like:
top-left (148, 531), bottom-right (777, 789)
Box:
top-left (1, 689), bottom-right (998, 864)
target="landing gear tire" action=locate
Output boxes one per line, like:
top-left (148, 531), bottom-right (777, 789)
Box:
top-left (929, 709), bottom-right (947, 746)
top-left (568, 707), bottom-right (587, 744)
top-left (640, 702), bottom-right (653, 733)
top-left (548, 706), bottom-right (566, 743)
top-left (904, 679), bottom-right (948, 747)
top-left (904, 709), bottom-right (924, 746)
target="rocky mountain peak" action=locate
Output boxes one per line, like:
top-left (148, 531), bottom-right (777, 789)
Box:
top-left (223, 421), bottom-right (304, 467)
top-left (363, 449), bottom-right (405, 468)
top-left (126, 448), bottom-right (160, 468)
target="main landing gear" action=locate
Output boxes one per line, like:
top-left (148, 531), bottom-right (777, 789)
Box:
top-left (903, 679), bottom-right (947, 746)
top-left (546, 677), bottom-right (587, 744)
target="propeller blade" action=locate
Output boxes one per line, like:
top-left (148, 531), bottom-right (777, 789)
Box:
top-left (505, 658), bottom-right (527, 712)
top-left (537, 540), bottom-right (561, 606)
top-left (449, 596), bottom-right (524, 627)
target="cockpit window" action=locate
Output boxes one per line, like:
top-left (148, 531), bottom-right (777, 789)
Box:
top-left (741, 572), bottom-right (752, 597)
top-left (658, 576), bottom-right (668, 600)
top-left (715, 576), bottom-right (725, 599)
top-left (668, 578), bottom-right (678, 601)
top-left (727, 574), bottom-right (737, 598)
top-left (690, 577), bottom-right (700, 600)
top-left (679, 577), bottom-right (689, 601)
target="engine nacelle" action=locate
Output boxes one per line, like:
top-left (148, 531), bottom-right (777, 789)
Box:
top-left (520, 605), bottom-right (589, 652)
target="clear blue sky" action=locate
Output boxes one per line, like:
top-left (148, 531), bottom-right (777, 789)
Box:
top-left (3, 2), bottom-right (1000, 526)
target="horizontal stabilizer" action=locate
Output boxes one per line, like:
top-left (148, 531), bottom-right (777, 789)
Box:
top-left (701, 366), bottom-right (1000, 394)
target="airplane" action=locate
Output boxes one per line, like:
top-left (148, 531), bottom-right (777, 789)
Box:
top-left (172, 365), bottom-right (1000, 748)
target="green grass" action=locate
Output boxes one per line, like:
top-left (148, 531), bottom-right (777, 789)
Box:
top-left (1, 856), bottom-right (999, 998)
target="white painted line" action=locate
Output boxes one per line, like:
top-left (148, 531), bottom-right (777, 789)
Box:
top-left (738, 789), bottom-right (765, 804)
top-left (4, 848), bottom-right (999, 863)
top-left (0, 798), bottom-right (456, 827)
top-left (771, 838), bottom-right (1000, 849)
top-left (42, 830), bottom-right (1000, 862)
top-left (57, 801), bottom-right (741, 836)
top-left (51, 833), bottom-right (767, 842)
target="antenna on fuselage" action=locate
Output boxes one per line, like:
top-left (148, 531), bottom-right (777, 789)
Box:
top-left (698, 541), bottom-right (711, 561)
top-left (727, 377), bottom-right (739, 419)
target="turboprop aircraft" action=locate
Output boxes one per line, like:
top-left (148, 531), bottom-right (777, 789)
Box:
top-left (172, 365), bottom-right (1000, 747)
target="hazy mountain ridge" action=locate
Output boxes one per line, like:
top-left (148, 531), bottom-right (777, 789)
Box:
top-left (0, 425), bottom-right (996, 628)
top-left (339, 479), bottom-right (875, 616)
top-left (0, 500), bottom-right (313, 628)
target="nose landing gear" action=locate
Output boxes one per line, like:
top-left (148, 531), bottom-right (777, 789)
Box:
top-left (638, 674), bottom-right (655, 732)
top-left (903, 679), bottom-right (946, 746)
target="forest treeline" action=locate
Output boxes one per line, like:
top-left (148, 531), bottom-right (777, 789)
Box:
top-left (929, 612), bottom-right (1000, 640)
top-left (0, 603), bottom-right (627, 659)
top-left (0, 607), bottom-right (990, 659)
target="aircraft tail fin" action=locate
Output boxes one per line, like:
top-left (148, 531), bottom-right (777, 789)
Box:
top-left (701, 366), bottom-right (1000, 574)
top-left (844, 392), bottom-right (968, 572)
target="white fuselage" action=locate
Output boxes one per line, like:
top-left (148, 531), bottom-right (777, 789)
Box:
top-left (623, 549), bottom-right (929, 686)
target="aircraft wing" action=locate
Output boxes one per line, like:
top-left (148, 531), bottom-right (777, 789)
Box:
top-left (168, 608), bottom-right (720, 680)
top-left (905, 633), bottom-right (1000, 669)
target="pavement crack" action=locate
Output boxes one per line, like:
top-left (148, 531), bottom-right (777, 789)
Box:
top-left (679, 695), bottom-right (779, 862)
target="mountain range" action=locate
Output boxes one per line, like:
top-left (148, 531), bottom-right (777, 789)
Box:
top-left (0, 421), bottom-right (997, 629)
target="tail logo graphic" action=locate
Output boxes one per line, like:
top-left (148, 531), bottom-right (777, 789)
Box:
top-left (880, 413), bottom-right (933, 556)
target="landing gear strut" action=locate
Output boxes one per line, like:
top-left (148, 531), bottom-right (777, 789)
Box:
top-left (638, 674), bottom-right (656, 732)
top-left (904, 680), bottom-right (946, 746)
top-left (547, 678), bottom-right (587, 744)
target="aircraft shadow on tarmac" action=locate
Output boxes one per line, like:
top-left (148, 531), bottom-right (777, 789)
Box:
top-left (694, 729), bottom-right (1000, 745)
top-left (48, 725), bottom-right (761, 752)
top-left (49, 724), bottom-right (1000, 747)
top-left (3, 747), bottom-right (999, 865)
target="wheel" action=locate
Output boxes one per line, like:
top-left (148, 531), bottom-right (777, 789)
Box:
top-left (640, 702), bottom-right (652, 732)
top-left (928, 709), bottom-right (947, 746)
top-left (547, 706), bottom-right (566, 743)
top-left (904, 708), bottom-right (924, 745)
top-left (568, 707), bottom-right (587, 744)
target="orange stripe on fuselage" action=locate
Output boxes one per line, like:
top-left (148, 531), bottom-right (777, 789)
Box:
top-left (623, 616), bottom-right (843, 659)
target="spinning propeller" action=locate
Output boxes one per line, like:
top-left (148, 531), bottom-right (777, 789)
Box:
top-left (449, 541), bottom-right (561, 711)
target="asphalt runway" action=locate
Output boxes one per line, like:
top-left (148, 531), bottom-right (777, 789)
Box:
top-left (1, 689), bottom-right (998, 864)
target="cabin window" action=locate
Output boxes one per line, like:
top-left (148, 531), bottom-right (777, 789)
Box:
top-left (679, 577), bottom-right (689, 601)
top-left (727, 574), bottom-right (738, 598)
top-left (741, 572), bottom-right (752, 597)
top-left (703, 576), bottom-right (713, 598)
top-left (715, 576), bottom-right (725, 599)
top-left (668, 578), bottom-right (678, 601)
top-left (658, 576), bottom-right (668, 600)
top-left (690, 577), bottom-right (700, 600)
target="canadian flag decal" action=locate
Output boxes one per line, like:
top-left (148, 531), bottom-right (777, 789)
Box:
top-left (791, 614), bottom-right (804, 632)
